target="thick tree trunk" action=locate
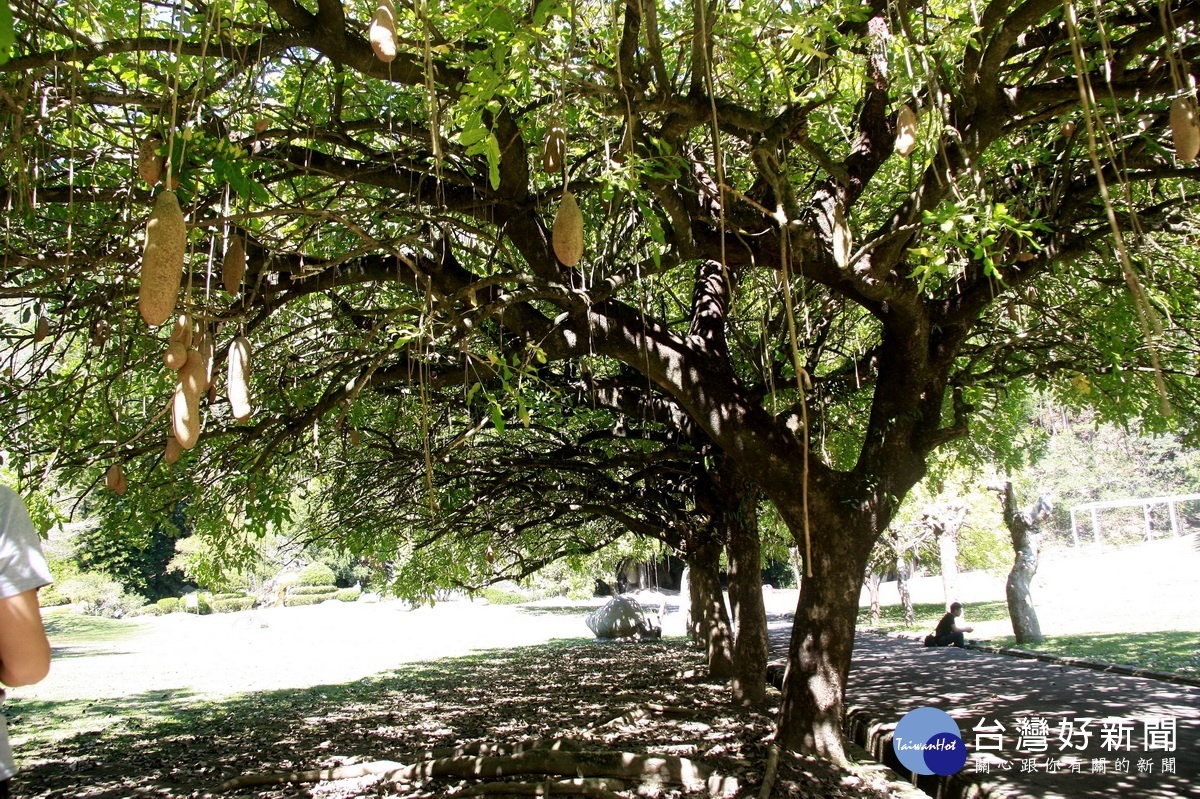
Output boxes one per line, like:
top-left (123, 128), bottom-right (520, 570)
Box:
top-left (678, 566), bottom-right (692, 632)
top-left (1006, 554), bottom-right (1043, 644)
top-left (775, 534), bottom-right (871, 763)
top-left (687, 538), bottom-right (734, 679)
top-left (996, 482), bottom-right (1046, 645)
top-left (724, 479), bottom-right (767, 706)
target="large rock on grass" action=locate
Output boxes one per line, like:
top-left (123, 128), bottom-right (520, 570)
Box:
top-left (586, 595), bottom-right (660, 640)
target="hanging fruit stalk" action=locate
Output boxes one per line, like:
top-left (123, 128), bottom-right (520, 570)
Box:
top-left (894, 105), bottom-right (917, 157)
top-left (139, 191), bottom-right (187, 327)
top-left (552, 190), bottom-right (584, 267)
top-left (369, 0), bottom-right (398, 63)
top-left (1170, 96), bottom-right (1199, 163)
top-left (138, 137), bottom-right (164, 186)
top-left (227, 336), bottom-right (253, 422)
top-left (222, 236), bottom-right (246, 295)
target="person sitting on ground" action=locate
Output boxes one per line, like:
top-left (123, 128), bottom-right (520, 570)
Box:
top-left (933, 601), bottom-right (973, 648)
top-left (0, 484), bottom-right (54, 799)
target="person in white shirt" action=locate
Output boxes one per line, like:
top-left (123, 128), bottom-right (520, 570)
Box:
top-left (0, 485), bottom-right (54, 798)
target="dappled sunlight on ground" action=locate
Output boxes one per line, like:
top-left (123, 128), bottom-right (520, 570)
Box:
top-left (10, 637), bottom-right (899, 799)
top-left (838, 634), bottom-right (1199, 799)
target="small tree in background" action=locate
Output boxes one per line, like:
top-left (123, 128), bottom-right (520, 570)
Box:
top-left (992, 482), bottom-right (1053, 645)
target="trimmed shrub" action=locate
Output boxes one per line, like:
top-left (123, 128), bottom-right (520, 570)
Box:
top-left (178, 592), bottom-right (212, 615)
top-left (293, 562), bottom-right (336, 587)
top-left (212, 596), bottom-right (256, 613)
top-left (288, 584), bottom-right (340, 596)
top-left (283, 591), bottom-right (338, 607)
top-left (38, 583), bottom-right (72, 608)
top-left (212, 592), bottom-right (248, 601)
top-left (480, 587), bottom-right (525, 605)
top-left (336, 587), bottom-right (361, 602)
top-left (58, 573), bottom-right (147, 618)
top-left (157, 597), bottom-right (182, 612)
top-left (130, 604), bottom-right (166, 617)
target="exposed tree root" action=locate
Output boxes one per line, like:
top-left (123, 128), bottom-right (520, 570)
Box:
top-left (757, 745), bottom-right (780, 799)
top-left (458, 777), bottom-right (627, 799)
top-left (387, 748), bottom-right (720, 790)
top-left (217, 760), bottom-right (406, 791)
top-left (588, 703), bottom-right (696, 730)
top-left (217, 740), bottom-right (737, 796)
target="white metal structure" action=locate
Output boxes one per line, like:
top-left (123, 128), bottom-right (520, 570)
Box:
top-left (1069, 493), bottom-right (1200, 547)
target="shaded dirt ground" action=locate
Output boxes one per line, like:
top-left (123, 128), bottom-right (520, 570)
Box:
top-left (9, 599), bottom-right (904, 799)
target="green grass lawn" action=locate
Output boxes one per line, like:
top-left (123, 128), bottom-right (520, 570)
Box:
top-left (977, 631), bottom-right (1200, 677)
top-left (42, 612), bottom-right (140, 646)
top-left (858, 600), bottom-right (1200, 677)
top-left (856, 600), bottom-right (1010, 633)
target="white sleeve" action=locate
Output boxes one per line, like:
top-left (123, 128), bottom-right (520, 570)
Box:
top-left (0, 486), bottom-right (54, 599)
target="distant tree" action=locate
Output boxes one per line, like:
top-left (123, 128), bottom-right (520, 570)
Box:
top-left (75, 500), bottom-right (190, 600)
top-left (992, 482), bottom-right (1053, 644)
top-left (921, 503), bottom-right (968, 607)
top-left (873, 523), bottom-right (932, 626)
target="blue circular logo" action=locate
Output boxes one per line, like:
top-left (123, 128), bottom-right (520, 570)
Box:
top-left (892, 707), bottom-right (967, 776)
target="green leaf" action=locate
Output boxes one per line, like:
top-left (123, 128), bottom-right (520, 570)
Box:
top-left (532, 0), bottom-right (558, 26)
top-left (459, 126), bottom-right (489, 147)
top-left (483, 133), bottom-right (501, 190)
top-left (489, 401), bottom-right (505, 434)
top-left (0, 0), bottom-right (13, 64)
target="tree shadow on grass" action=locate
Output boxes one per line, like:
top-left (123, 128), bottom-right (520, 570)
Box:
top-left (857, 600), bottom-right (1010, 632)
top-left (13, 635), bottom-right (913, 799)
top-left (47, 645), bottom-right (135, 660)
top-left (10, 638), bottom-right (784, 799)
top-left (983, 630), bottom-right (1200, 676)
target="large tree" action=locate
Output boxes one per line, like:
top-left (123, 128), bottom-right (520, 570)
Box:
top-left (3, 0), bottom-right (1199, 761)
